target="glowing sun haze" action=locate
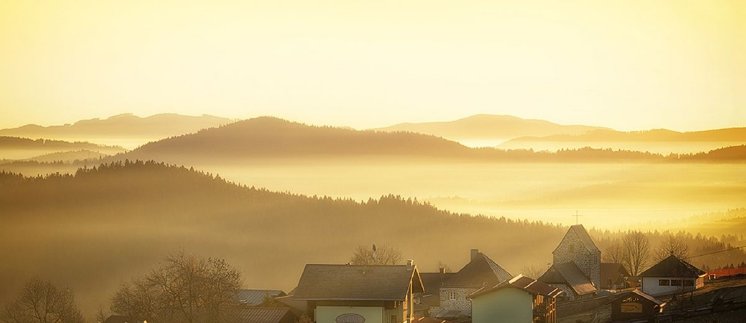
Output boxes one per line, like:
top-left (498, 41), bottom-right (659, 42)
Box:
top-left (0, 0), bottom-right (744, 130)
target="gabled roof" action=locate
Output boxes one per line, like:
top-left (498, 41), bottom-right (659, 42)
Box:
top-left (553, 225), bottom-right (600, 255)
top-left (292, 264), bottom-right (424, 301)
top-left (236, 289), bottom-right (286, 306)
top-left (224, 307), bottom-right (294, 323)
top-left (420, 272), bottom-right (457, 294)
top-left (639, 255), bottom-right (706, 278)
top-left (538, 262), bottom-right (597, 295)
top-left (470, 274), bottom-right (562, 299)
top-left (443, 252), bottom-right (512, 288)
top-left (600, 263), bottom-right (629, 288)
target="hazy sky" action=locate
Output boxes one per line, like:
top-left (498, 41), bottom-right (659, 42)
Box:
top-left (0, 0), bottom-right (744, 130)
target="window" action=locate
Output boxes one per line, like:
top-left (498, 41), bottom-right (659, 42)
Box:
top-left (683, 280), bottom-right (695, 287)
top-left (448, 291), bottom-right (457, 300)
top-left (671, 279), bottom-right (682, 286)
top-left (658, 279), bottom-right (670, 286)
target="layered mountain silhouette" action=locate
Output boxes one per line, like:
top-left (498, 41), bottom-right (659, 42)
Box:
top-left (0, 113), bottom-right (233, 147)
top-left (499, 128), bottom-right (746, 154)
top-left (376, 114), bottom-right (607, 142)
top-left (23, 150), bottom-right (109, 163)
top-left (0, 136), bottom-right (124, 160)
top-left (112, 117), bottom-right (746, 165)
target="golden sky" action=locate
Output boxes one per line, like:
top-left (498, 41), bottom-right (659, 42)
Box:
top-left (0, 0), bottom-right (744, 130)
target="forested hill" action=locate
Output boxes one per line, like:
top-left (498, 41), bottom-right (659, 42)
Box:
top-left (1, 161), bottom-right (743, 316)
top-left (118, 117), bottom-right (471, 163)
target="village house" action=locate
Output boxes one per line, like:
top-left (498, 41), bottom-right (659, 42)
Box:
top-left (639, 254), bottom-right (706, 296)
top-left (600, 263), bottom-right (629, 290)
top-left (292, 261), bottom-right (424, 323)
top-left (428, 249), bottom-right (512, 319)
top-left (470, 275), bottom-right (561, 323)
top-left (414, 268), bottom-right (455, 318)
top-left (539, 225), bottom-right (600, 300)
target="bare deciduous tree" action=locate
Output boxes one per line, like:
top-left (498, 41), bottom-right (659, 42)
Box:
top-left (111, 252), bottom-right (241, 323)
top-left (622, 231), bottom-right (651, 276)
top-left (350, 244), bottom-right (402, 265)
top-left (654, 235), bottom-right (689, 261)
top-left (1, 278), bottom-right (84, 323)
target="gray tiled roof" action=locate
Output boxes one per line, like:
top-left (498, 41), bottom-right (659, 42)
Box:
top-left (293, 264), bottom-right (423, 301)
top-left (225, 307), bottom-right (293, 323)
top-left (471, 274), bottom-right (562, 298)
top-left (443, 252), bottom-right (512, 288)
top-left (538, 262), bottom-right (597, 295)
top-left (236, 289), bottom-right (286, 306)
top-left (639, 255), bottom-right (706, 278)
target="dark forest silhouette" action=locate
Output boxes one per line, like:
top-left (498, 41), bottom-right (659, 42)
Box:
top-left (0, 113), bottom-right (231, 140)
top-left (0, 136), bottom-right (123, 152)
top-left (1, 161), bottom-right (743, 317)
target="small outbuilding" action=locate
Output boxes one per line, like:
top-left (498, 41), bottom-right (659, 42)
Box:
top-left (610, 289), bottom-right (663, 322)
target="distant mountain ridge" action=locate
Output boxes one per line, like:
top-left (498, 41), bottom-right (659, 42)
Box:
top-left (0, 136), bottom-right (122, 151)
top-left (376, 114), bottom-right (609, 142)
top-left (0, 113), bottom-right (234, 147)
top-left (505, 128), bottom-right (746, 143)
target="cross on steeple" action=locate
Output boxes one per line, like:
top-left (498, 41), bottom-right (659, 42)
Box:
top-left (573, 210), bottom-right (582, 225)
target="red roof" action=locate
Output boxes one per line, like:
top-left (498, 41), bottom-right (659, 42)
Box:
top-left (709, 267), bottom-right (746, 278)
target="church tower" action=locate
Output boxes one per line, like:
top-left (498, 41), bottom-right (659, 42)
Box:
top-left (552, 224), bottom-right (601, 288)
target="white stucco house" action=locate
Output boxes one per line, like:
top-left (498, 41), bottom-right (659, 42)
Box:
top-left (639, 255), bottom-right (706, 296)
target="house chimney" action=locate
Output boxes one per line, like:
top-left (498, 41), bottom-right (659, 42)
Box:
top-left (407, 259), bottom-right (414, 269)
top-left (471, 249), bottom-right (479, 261)
top-left (439, 267), bottom-right (445, 274)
